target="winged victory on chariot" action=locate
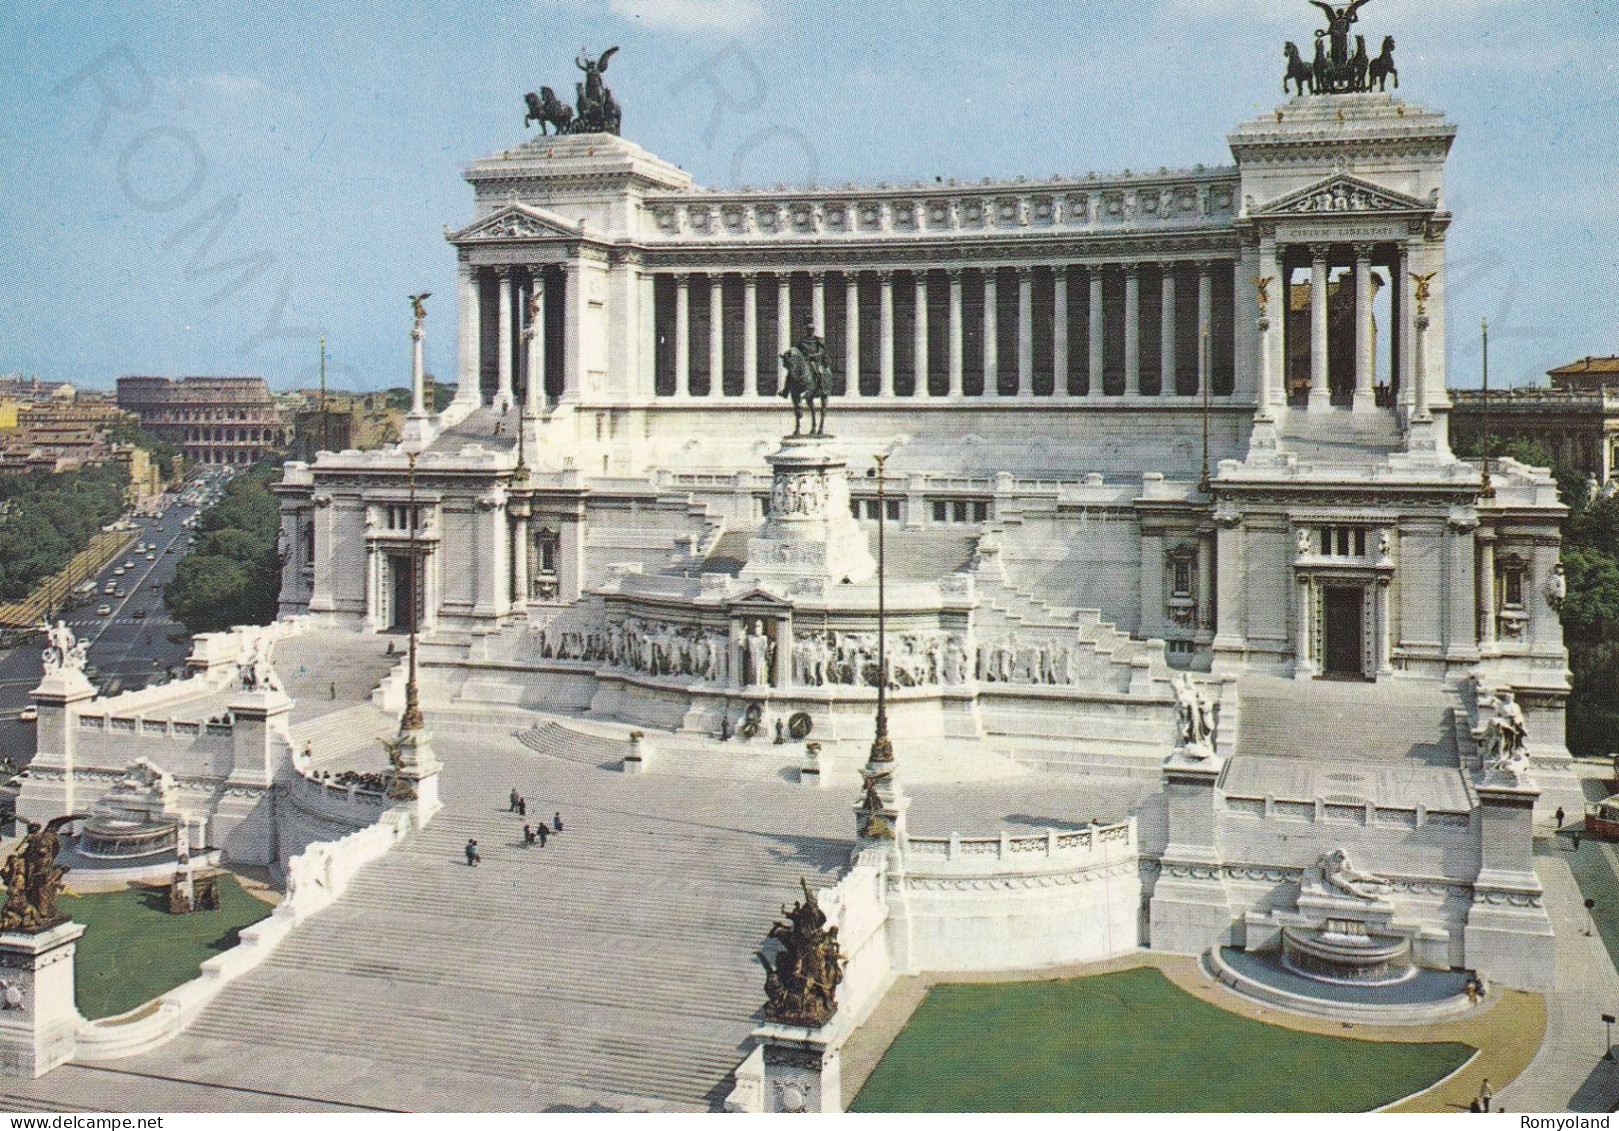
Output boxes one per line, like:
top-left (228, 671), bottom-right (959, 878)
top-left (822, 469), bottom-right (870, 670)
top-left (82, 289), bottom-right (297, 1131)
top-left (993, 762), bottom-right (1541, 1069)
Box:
top-left (525, 47), bottom-right (623, 136)
top-left (1283, 0), bottom-right (1397, 97)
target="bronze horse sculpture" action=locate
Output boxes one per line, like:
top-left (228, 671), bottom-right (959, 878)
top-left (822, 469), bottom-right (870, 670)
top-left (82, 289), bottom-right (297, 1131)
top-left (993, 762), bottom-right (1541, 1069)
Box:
top-left (779, 343), bottom-right (832, 437)
top-left (1283, 42), bottom-right (1314, 95)
top-left (1368, 36), bottom-right (1398, 90)
top-left (524, 87), bottom-right (574, 134)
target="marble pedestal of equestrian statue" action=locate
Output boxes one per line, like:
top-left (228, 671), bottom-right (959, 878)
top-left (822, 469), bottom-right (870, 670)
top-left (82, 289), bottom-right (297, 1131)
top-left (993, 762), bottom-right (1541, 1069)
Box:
top-left (0, 922), bottom-right (85, 1077)
top-left (744, 436), bottom-right (876, 587)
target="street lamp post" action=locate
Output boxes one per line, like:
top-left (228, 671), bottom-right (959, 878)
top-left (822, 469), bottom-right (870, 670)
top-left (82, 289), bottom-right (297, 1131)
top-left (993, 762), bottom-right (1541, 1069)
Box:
top-left (870, 452), bottom-right (890, 765)
top-left (402, 449), bottom-right (422, 732)
top-left (1480, 316), bottom-right (1495, 499)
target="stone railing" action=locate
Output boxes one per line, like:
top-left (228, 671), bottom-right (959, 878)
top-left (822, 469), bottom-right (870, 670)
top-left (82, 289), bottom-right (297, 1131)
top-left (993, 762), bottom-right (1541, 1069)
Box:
top-left (282, 766), bottom-right (388, 827)
top-left (77, 712), bottom-right (231, 739)
top-left (74, 808), bottom-right (413, 1064)
top-left (902, 818), bottom-right (1133, 867)
top-left (1222, 796), bottom-right (1470, 831)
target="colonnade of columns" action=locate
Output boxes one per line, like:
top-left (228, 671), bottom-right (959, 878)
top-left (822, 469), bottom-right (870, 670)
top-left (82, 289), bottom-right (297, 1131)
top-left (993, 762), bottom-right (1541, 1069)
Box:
top-left (457, 261), bottom-right (564, 412)
top-left (654, 262), bottom-right (1233, 399)
top-left (1269, 240), bottom-right (1407, 414)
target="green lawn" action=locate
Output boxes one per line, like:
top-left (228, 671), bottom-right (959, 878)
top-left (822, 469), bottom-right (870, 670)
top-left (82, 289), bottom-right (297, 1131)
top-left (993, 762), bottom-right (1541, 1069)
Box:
top-left (852, 966), bottom-right (1473, 1113)
top-left (61, 875), bottom-right (273, 1020)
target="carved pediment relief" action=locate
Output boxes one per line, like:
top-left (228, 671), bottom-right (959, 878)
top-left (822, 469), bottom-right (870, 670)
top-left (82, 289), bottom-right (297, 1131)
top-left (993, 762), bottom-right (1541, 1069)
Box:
top-left (449, 203), bottom-right (582, 243)
top-left (1255, 174), bottom-right (1432, 218)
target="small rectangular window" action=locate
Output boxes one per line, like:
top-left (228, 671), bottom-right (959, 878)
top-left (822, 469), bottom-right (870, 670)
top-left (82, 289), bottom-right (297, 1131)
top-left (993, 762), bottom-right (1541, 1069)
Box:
top-left (886, 499), bottom-right (901, 521)
top-left (1354, 529), bottom-right (1367, 557)
top-left (1503, 571), bottom-right (1523, 608)
top-left (953, 501), bottom-right (968, 522)
top-left (933, 501), bottom-right (947, 522)
top-left (972, 501), bottom-right (989, 522)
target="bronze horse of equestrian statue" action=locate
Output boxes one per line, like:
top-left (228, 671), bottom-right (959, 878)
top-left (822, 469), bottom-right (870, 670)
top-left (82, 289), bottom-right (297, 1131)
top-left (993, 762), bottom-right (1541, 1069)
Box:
top-left (779, 346), bottom-right (831, 437)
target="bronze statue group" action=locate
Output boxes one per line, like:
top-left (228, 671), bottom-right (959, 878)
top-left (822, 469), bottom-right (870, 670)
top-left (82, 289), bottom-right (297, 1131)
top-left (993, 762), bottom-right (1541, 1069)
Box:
top-left (1284, 0), bottom-right (1397, 96)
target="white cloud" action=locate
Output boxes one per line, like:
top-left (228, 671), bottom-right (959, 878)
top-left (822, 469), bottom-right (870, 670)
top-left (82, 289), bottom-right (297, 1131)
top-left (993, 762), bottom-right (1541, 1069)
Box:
top-left (607, 0), bottom-right (766, 35)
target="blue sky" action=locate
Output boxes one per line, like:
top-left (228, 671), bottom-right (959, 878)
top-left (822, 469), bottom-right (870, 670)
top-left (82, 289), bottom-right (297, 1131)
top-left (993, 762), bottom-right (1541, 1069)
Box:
top-left (0, 0), bottom-right (1612, 394)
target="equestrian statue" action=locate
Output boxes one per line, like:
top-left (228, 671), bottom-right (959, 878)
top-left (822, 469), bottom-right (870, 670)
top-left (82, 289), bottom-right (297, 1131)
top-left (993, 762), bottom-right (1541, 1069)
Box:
top-left (779, 319), bottom-right (834, 437)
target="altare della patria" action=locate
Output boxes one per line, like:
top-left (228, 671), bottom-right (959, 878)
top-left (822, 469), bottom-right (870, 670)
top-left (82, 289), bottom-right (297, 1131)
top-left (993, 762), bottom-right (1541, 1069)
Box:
top-left (1, 0), bottom-right (1594, 1114)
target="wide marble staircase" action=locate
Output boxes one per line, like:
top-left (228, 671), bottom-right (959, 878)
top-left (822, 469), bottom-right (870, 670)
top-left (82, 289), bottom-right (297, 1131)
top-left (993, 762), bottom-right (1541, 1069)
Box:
top-left (37, 730), bottom-right (853, 1112)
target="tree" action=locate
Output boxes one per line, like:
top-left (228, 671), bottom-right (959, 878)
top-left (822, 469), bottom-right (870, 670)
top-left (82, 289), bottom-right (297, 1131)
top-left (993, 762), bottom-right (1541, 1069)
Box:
top-left (163, 463), bottom-right (284, 634)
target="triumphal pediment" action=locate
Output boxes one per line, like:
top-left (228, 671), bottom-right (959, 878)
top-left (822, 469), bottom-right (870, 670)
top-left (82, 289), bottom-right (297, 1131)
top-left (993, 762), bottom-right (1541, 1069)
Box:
top-left (448, 202), bottom-right (584, 243)
top-left (1253, 173), bottom-right (1434, 219)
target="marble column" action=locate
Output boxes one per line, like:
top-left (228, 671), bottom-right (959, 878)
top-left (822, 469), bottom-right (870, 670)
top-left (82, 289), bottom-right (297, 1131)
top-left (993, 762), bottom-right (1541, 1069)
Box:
top-left (410, 311), bottom-right (426, 417)
top-left (812, 273), bottom-right (825, 336)
top-left (914, 271), bottom-right (932, 395)
top-left (495, 267), bottom-right (515, 411)
top-left (639, 269), bottom-right (657, 400)
top-left (1296, 574), bottom-right (1316, 678)
top-left (525, 272), bottom-right (545, 414)
top-left (1016, 266), bottom-right (1033, 397)
top-left (1160, 264), bottom-right (1177, 395)
top-left (844, 272), bottom-right (861, 396)
top-left (879, 271), bottom-right (896, 396)
top-left (776, 274), bottom-right (792, 372)
top-left (1052, 266), bottom-right (1068, 398)
top-left (1198, 261), bottom-right (1214, 397)
top-left (742, 272), bottom-right (759, 397)
top-left (674, 273), bottom-right (691, 399)
top-left (1353, 243), bottom-right (1375, 413)
top-left (1309, 244), bottom-right (1330, 410)
top-left (456, 259), bottom-right (481, 405)
top-left (1088, 267), bottom-right (1104, 396)
top-left (1123, 264), bottom-right (1141, 397)
top-left (512, 511), bottom-right (530, 609)
top-left (983, 268), bottom-right (999, 395)
top-left (709, 273), bottom-right (724, 397)
top-left (1477, 532), bottom-right (1497, 646)
top-left (947, 268), bottom-right (964, 397)
top-left (1196, 534), bottom-right (1213, 631)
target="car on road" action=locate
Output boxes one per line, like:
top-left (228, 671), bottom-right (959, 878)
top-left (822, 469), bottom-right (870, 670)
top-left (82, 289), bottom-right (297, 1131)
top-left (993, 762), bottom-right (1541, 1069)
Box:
top-left (18, 706), bottom-right (37, 723)
top-left (96, 604), bottom-right (112, 616)
top-left (132, 609), bottom-right (147, 619)
top-left (103, 582), bottom-right (117, 594)
top-left (145, 553), bottom-right (156, 561)
top-left (123, 560), bottom-right (135, 569)
top-left (113, 567), bottom-right (125, 576)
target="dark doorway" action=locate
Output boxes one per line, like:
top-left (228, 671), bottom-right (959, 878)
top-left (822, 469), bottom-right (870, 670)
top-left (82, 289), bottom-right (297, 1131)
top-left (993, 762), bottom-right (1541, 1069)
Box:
top-left (1323, 587), bottom-right (1364, 679)
top-left (388, 554), bottom-right (417, 633)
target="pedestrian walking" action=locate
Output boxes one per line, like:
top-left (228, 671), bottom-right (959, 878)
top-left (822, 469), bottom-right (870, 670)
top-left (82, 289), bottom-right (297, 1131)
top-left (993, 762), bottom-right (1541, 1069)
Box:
top-left (329, 680), bottom-right (337, 700)
top-left (523, 824), bottom-right (536, 846)
top-left (1478, 1078), bottom-right (1493, 1112)
top-left (1573, 831), bottom-right (1582, 852)
top-left (1556, 806), bottom-right (1566, 829)
top-left (1464, 980), bottom-right (1477, 1006)
top-left (536, 822), bottom-right (548, 847)
top-left (518, 796), bottom-right (527, 818)
top-left (464, 838), bottom-right (480, 867)
top-left (509, 787), bottom-right (520, 813)
top-left (553, 811), bottom-right (564, 834)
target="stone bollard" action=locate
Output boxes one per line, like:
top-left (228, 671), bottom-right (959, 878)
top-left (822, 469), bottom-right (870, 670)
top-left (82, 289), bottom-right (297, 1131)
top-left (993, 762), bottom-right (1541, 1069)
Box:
top-left (623, 730), bottom-right (646, 775)
top-left (799, 742), bottom-right (824, 788)
top-left (0, 922), bottom-right (86, 1077)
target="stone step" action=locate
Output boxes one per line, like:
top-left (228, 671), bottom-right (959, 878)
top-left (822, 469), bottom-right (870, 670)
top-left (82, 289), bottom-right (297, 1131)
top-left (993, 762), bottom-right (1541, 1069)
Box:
top-left (1236, 674), bottom-right (1460, 764)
